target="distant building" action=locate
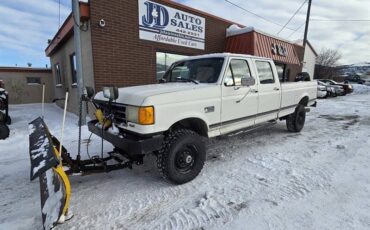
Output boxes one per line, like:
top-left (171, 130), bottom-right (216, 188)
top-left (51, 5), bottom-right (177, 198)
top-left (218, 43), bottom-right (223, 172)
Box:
top-left (293, 40), bottom-right (318, 81)
top-left (225, 26), bottom-right (303, 82)
top-left (0, 67), bottom-right (53, 104)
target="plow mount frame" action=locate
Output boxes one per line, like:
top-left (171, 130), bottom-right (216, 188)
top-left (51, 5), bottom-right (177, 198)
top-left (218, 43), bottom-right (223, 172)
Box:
top-left (51, 135), bottom-right (143, 175)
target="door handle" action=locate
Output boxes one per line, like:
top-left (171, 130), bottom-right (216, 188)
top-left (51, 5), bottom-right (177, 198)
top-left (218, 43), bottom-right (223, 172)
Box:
top-left (274, 87), bottom-right (280, 91)
top-left (251, 89), bottom-right (258, 93)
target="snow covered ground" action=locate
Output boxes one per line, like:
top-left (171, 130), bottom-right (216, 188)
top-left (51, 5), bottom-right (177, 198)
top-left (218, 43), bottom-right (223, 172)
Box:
top-left (1, 85), bottom-right (370, 230)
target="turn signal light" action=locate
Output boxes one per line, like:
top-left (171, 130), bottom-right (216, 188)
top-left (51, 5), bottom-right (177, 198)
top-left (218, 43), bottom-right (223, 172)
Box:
top-left (138, 106), bottom-right (155, 125)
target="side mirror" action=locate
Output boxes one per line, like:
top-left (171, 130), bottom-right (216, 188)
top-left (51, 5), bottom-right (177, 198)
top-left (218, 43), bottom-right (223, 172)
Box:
top-left (103, 87), bottom-right (119, 101)
top-left (241, 77), bottom-right (256, 87)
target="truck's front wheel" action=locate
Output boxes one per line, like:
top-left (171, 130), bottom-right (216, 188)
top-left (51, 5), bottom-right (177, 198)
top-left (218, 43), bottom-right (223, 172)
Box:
top-left (157, 129), bottom-right (206, 184)
top-left (286, 104), bottom-right (306, 132)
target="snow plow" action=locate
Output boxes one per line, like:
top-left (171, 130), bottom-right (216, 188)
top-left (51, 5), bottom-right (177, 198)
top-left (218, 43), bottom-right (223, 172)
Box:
top-left (0, 84), bottom-right (11, 140)
top-left (28, 88), bottom-right (141, 229)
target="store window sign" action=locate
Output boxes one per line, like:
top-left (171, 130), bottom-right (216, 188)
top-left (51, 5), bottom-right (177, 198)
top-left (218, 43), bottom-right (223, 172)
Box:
top-left (272, 43), bottom-right (288, 57)
top-left (139, 0), bottom-right (205, 50)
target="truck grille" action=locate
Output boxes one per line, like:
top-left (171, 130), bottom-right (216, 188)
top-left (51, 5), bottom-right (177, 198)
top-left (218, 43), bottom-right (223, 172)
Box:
top-left (95, 101), bottom-right (127, 126)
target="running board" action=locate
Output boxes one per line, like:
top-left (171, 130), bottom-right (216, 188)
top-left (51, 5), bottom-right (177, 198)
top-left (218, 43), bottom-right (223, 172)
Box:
top-left (227, 120), bottom-right (277, 137)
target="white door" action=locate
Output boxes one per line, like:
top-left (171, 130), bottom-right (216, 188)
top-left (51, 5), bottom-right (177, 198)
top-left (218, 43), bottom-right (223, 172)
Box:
top-left (254, 60), bottom-right (281, 124)
top-left (219, 58), bottom-right (259, 134)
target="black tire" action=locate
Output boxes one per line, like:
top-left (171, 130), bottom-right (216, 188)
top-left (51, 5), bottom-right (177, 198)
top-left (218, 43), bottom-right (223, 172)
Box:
top-left (286, 105), bottom-right (306, 132)
top-left (157, 129), bottom-right (206, 184)
top-left (0, 112), bottom-right (11, 125)
top-left (0, 123), bottom-right (9, 140)
top-left (6, 116), bottom-right (11, 125)
top-left (0, 111), bottom-right (5, 123)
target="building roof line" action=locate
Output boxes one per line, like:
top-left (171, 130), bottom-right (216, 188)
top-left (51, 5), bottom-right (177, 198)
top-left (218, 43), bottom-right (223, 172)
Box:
top-left (45, 13), bottom-right (74, 57)
top-left (0, 67), bottom-right (52, 73)
top-left (306, 41), bottom-right (318, 57)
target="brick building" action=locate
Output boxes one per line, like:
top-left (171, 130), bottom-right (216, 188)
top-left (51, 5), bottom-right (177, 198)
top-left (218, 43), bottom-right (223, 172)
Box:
top-left (46, 0), bottom-right (313, 114)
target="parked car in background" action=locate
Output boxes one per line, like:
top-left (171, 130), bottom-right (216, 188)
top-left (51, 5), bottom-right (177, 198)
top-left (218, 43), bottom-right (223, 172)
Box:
top-left (345, 75), bottom-right (365, 84)
top-left (317, 83), bottom-right (328, 98)
top-left (320, 79), bottom-right (353, 94)
top-left (318, 81), bottom-right (344, 97)
top-left (362, 76), bottom-right (370, 86)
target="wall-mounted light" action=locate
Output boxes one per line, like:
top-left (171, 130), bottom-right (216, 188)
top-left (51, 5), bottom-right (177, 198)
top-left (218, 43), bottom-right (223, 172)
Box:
top-left (99, 19), bottom-right (106, 28)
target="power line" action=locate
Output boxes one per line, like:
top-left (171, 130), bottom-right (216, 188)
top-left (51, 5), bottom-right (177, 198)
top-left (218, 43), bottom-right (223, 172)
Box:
top-left (311, 19), bottom-right (370, 22)
top-left (224, 0), bottom-right (297, 31)
top-left (277, 0), bottom-right (307, 35)
top-left (287, 23), bottom-right (306, 39)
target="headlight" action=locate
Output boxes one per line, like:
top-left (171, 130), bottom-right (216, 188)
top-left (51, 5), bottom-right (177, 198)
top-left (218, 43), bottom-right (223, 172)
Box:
top-left (126, 106), bottom-right (155, 125)
top-left (126, 106), bottom-right (139, 123)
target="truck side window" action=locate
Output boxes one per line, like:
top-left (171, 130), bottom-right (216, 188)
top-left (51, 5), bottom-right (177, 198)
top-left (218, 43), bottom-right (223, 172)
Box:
top-left (256, 61), bottom-right (275, 84)
top-left (224, 59), bottom-right (252, 86)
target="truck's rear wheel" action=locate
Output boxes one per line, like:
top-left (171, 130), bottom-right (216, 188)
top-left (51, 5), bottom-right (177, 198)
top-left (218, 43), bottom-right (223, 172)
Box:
top-left (0, 123), bottom-right (9, 140)
top-left (286, 104), bottom-right (306, 132)
top-left (157, 129), bottom-right (206, 184)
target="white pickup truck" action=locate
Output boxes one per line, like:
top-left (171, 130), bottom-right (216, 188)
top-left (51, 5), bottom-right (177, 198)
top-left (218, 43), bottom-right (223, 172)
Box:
top-left (90, 53), bottom-right (317, 184)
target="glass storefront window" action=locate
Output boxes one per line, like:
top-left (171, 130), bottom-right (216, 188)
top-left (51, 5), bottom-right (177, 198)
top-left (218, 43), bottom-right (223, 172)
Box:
top-left (156, 52), bottom-right (188, 80)
top-left (275, 63), bottom-right (287, 82)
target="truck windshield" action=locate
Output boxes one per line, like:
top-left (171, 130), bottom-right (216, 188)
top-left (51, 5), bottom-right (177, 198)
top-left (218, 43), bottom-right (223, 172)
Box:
top-left (163, 58), bottom-right (224, 84)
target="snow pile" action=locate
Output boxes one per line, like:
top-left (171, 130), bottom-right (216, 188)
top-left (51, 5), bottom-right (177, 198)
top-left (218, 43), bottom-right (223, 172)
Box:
top-left (226, 25), bottom-right (254, 37)
top-left (0, 88), bottom-right (7, 100)
top-left (350, 62), bottom-right (370, 67)
top-left (352, 84), bottom-right (370, 95)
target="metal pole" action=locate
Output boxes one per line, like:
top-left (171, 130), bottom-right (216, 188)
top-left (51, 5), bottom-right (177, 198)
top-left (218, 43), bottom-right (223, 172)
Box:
top-left (303, 0), bottom-right (312, 50)
top-left (72, 0), bottom-right (86, 125)
top-left (42, 84), bottom-right (45, 118)
top-left (59, 92), bottom-right (69, 160)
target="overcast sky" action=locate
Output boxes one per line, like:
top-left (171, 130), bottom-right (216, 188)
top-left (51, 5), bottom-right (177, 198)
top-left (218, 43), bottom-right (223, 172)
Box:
top-left (0, 0), bottom-right (369, 67)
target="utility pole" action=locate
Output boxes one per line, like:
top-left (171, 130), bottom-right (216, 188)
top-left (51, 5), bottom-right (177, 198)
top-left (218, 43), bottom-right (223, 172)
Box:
top-left (72, 0), bottom-right (86, 125)
top-left (303, 0), bottom-right (312, 50)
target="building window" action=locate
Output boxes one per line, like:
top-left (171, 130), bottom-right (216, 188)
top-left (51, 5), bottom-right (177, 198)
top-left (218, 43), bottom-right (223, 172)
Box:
top-left (26, 77), bottom-right (41, 85)
top-left (70, 53), bottom-right (77, 86)
top-left (54, 63), bottom-right (62, 86)
top-left (256, 61), bottom-right (275, 84)
top-left (156, 52), bottom-right (188, 80)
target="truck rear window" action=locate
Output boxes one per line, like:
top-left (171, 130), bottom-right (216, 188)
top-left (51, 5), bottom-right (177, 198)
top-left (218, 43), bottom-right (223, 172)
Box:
top-left (256, 61), bottom-right (275, 84)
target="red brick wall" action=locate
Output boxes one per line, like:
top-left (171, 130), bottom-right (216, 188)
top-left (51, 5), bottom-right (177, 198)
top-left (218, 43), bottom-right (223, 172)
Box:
top-left (89, 0), bottom-right (234, 90)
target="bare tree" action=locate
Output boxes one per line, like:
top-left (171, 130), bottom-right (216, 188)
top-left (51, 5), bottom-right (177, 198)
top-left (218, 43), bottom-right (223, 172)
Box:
top-left (315, 48), bottom-right (342, 79)
top-left (316, 48), bottom-right (342, 66)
